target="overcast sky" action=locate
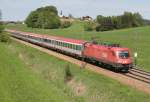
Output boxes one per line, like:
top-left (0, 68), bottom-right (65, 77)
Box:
top-left (0, 0), bottom-right (150, 21)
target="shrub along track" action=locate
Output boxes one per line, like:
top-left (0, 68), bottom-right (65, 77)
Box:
top-left (12, 37), bottom-right (150, 94)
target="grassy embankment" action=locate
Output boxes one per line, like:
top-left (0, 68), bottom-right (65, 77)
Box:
top-left (0, 39), bottom-right (150, 102)
top-left (6, 22), bottom-right (150, 72)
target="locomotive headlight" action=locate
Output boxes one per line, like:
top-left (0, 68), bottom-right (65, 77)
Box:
top-left (124, 60), bottom-right (127, 63)
top-left (118, 60), bottom-right (126, 63)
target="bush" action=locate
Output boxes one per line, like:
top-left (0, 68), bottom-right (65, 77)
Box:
top-left (0, 22), bottom-right (4, 33)
top-left (84, 21), bottom-right (95, 31)
top-left (64, 64), bottom-right (73, 82)
top-left (0, 22), bottom-right (10, 43)
top-left (0, 32), bottom-right (10, 43)
top-left (61, 21), bottom-right (72, 28)
top-left (96, 24), bottom-right (114, 31)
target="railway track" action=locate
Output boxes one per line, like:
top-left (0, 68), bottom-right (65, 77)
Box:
top-left (124, 68), bottom-right (150, 84)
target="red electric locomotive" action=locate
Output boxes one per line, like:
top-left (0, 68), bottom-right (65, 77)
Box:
top-left (83, 43), bottom-right (132, 71)
top-left (6, 29), bottom-right (132, 71)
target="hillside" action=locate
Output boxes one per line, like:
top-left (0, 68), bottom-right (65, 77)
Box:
top-left (6, 22), bottom-right (150, 72)
top-left (0, 40), bottom-right (150, 102)
top-left (0, 42), bottom-right (72, 102)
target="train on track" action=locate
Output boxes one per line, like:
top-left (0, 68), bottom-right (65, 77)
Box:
top-left (6, 29), bottom-right (133, 71)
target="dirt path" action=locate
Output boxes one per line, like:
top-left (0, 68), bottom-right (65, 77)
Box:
top-left (12, 38), bottom-right (150, 94)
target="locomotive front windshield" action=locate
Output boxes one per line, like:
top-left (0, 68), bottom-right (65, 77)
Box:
top-left (118, 51), bottom-right (129, 59)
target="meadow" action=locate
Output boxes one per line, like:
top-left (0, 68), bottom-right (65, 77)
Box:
top-left (6, 22), bottom-right (150, 71)
top-left (0, 40), bottom-right (150, 102)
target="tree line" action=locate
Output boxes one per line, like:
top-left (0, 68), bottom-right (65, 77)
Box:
top-left (19, 6), bottom-right (150, 31)
top-left (96, 12), bottom-right (144, 31)
top-left (84, 12), bottom-right (145, 31)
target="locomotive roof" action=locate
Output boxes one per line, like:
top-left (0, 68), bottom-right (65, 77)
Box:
top-left (86, 43), bottom-right (129, 50)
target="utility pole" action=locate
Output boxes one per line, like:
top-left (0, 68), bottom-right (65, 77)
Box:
top-left (134, 32), bottom-right (138, 67)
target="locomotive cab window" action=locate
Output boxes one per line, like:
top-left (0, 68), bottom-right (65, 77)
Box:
top-left (118, 51), bottom-right (129, 59)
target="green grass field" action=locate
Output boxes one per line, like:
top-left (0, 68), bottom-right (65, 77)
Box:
top-left (6, 22), bottom-right (150, 72)
top-left (0, 40), bottom-right (150, 102)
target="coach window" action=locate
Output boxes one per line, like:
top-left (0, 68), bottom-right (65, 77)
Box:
top-left (58, 41), bottom-right (59, 45)
top-left (47, 39), bottom-right (49, 43)
top-left (72, 44), bottom-right (74, 49)
top-left (43, 39), bottom-right (46, 42)
top-left (74, 45), bottom-right (76, 49)
top-left (77, 45), bottom-right (81, 50)
top-left (47, 39), bottom-right (50, 43)
top-left (65, 43), bottom-right (67, 47)
top-left (49, 39), bottom-right (51, 43)
top-left (62, 42), bottom-right (64, 47)
top-left (69, 44), bottom-right (71, 48)
top-left (70, 44), bottom-right (72, 49)
top-left (57, 41), bottom-right (60, 46)
top-left (66, 43), bottom-right (68, 47)
top-left (67, 43), bottom-right (69, 48)
top-left (75, 45), bottom-right (77, 50)
top-left (64, 43), bottom-right (66, 47)
top-left (55, 41), bottom-right (58, 45)
top-left (77, 45), bottom-right (80, 50)
top-left (61, 42), bottom-right (63, 47)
